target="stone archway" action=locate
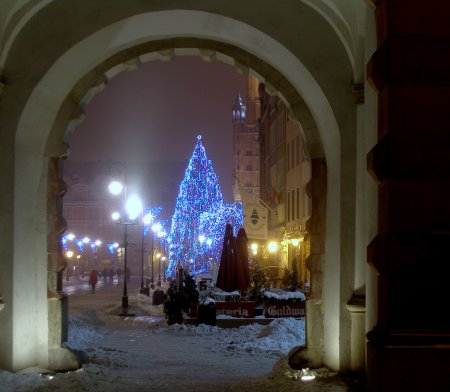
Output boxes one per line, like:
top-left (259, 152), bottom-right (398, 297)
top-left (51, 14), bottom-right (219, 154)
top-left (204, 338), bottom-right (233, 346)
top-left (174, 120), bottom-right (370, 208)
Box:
top-left (1, 4), bottom-right (360, 373)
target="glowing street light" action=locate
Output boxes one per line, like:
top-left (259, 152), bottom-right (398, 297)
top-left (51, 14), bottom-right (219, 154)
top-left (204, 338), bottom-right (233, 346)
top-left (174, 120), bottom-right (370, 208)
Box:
top-left (251, 242), bottom-right (258, 255)
top-left (108, 180), bottom-right (123, 195)
top-left (152, 222), bottom-right (162, 234)
top-left (268, 241), bottom-right (278, 253)
top-left (125, 195), bottom-right (142, 220)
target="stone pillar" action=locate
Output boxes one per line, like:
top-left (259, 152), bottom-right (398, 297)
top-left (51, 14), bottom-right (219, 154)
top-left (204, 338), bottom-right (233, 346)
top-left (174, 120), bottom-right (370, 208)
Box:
top-left (305, 158), bottom-right (326, 300)
top-left (366, 1), bottom-right (450, 390)
top-left (289, 158), bottom-right (326, 369)
top-left (47, 157), bottom-right (78, 370)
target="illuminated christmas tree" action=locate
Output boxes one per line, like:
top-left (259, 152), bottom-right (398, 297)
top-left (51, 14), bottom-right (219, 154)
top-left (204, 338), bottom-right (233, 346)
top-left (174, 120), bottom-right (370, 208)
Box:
top-left (166, 135), bottom-right (242, 277)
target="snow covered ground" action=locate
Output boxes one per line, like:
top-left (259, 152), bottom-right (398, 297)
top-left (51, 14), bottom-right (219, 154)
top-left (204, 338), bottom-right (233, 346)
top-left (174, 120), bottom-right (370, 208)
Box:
top-left (0, 294), bottom-right (363, 391)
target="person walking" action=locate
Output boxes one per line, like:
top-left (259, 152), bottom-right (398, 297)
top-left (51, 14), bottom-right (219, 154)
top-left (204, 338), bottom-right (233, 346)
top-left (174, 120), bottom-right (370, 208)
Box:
top-left (102, 267), bottom-right (108, 283)
top-left (108, 268), bottom-right (114, 284)
top-left (89, 269), bottom-right (98, 293)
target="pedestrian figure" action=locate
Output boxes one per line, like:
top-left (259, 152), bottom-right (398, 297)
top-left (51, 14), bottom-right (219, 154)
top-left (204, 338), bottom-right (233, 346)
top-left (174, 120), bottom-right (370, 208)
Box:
top-left (102, 268), bottom-right (108, 283)
top-left (89, 270), bottom-right (98, 293)
top-left (108, 268), bottom-right (114, 283)
top-left (116, 267), bottom-right (123, 282)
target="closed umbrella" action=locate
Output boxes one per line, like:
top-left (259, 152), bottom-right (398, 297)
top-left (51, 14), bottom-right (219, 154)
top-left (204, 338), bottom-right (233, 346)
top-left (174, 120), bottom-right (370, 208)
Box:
top-left (236, 227), bottom-right (251, 290)
top-left (216, 224), bottom-right (234, 291)
top-left (216, 224), bottom-right (247, 293)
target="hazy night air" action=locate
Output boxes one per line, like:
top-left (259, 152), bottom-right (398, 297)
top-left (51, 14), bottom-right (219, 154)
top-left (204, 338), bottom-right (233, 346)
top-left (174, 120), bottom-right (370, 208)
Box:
top-left (68, 56), bottom-right (246, 203)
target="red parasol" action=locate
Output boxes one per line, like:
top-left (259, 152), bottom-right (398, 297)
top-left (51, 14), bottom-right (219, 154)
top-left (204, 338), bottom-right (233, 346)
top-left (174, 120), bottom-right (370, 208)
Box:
top-left (236, 227), bottom-right (251, 290)
top-left (216, 224), bottom-right (248, 293)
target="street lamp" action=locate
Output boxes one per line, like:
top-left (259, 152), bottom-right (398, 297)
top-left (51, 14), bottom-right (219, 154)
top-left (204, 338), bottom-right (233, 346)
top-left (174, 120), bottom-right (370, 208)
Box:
top-left (156, 229), bottom-right (167, 282)
top-left (251, 242), bottom-right (259, 256)
top-left (161, 256), bottom-right (167, 281)
top-left (140, 211), bottom-right (154, 292)
top-left (268, 241), bottom-right (278, 253)
top-left (149, 222), bottom-right (162, 283)
top-left (155, 252), bottom-right (161, 282)
top-left (108, 163), bottom-right (142, 314)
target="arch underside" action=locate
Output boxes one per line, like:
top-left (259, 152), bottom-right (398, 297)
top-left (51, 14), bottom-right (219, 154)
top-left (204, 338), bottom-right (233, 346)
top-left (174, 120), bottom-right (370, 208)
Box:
top-left (50, 38), bottom-right (324, 162)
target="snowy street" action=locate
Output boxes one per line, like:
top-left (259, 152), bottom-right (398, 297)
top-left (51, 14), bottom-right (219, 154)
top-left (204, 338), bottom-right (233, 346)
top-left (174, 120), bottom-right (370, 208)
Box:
top-left (0, 278), bottom-right (364, 391)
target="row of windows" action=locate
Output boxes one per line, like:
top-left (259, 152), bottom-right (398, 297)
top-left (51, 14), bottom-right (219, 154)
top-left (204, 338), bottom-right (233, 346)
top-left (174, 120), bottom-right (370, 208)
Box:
top-left (236, 150), bottom-right (259, 156)
top-left (270, 114), bottom-right (286, 154)
top-left (236, 164), bottom-right (255, 171)
top-left (286, 135), bottom-right (301, 171)
top-left (64, 205), bottom-right (107, 220)
top-left (287, 187), bottom-right (301, 222)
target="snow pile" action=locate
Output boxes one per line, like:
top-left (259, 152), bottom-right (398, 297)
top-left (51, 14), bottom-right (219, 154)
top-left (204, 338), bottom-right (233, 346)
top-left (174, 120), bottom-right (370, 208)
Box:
top-left (65, 309), bottom-right (105, 350)
top-left (255, 318), bottom-right (305, 353)
top-left (153, 317), bottom-right (305, 355)
top-left (133, 294), bottom-right (165, 316)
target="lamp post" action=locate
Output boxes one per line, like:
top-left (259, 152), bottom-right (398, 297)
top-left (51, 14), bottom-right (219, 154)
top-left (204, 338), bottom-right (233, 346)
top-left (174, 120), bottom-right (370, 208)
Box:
top-left (161, 256), bottom-right (167, 282)
top-left (109, 164), bottom-right (142, 314)
top-left (149, 222), bottom-right (162, 283)
top-left (140, 211), bottom-right (153, 292)
top-left (140, 223), bottom-right (145, 291)
top-left (149, 232), bottom-right (154, 284)
top-left (156, 252), bottom-right (161, 282)
top-left (156, 228), bottom-right (167, 283)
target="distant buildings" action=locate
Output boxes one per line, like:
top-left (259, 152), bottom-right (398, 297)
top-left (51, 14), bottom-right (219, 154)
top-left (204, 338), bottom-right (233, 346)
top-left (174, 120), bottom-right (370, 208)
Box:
top-left (233, 77), bottom-right (312, 288)
top-left (62, 160), bottom-right (183, 274)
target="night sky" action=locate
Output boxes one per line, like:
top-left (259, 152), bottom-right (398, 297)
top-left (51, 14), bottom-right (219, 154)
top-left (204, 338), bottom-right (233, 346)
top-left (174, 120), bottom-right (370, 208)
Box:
top-left (68, 56), bottom-right (247, 203)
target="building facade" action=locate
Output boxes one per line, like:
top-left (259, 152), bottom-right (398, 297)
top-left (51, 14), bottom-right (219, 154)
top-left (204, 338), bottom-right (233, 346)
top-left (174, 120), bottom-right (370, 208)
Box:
top-left (258, 83), bottom-right (312, 287)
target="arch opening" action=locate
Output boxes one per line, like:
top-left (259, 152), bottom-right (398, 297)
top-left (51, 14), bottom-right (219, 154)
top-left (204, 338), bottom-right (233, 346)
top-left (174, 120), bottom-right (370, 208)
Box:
top-left (6, 7), bottom-right (356, 374)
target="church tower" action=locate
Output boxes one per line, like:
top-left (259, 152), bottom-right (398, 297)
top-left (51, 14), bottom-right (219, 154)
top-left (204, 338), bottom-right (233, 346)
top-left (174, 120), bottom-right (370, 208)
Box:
top-left (232, 75), bottom-right (260, 202)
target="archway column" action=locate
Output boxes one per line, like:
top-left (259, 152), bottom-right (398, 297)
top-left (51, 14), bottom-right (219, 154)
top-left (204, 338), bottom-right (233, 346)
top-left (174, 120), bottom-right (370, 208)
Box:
top-left (367, 1), bottom-right (450, 391)
top-left (290, 158), bottom-right (326, 369)
top-left (47, 157), bottom-right (76, 369)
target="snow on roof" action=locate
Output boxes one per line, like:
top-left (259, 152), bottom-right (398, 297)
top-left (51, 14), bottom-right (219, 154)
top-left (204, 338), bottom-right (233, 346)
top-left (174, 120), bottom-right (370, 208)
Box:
top-left (262, 290), bottom-right (306, 301)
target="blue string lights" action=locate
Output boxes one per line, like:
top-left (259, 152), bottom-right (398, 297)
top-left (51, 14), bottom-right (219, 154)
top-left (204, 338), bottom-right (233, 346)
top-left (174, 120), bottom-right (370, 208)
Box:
top-left (166, 135), bottom-right (243, 277)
